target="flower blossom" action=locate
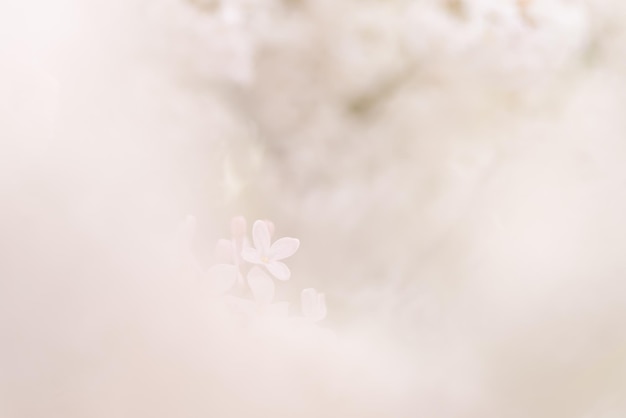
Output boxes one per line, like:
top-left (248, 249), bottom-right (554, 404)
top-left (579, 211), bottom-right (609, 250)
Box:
top-left (241, 220), bottom-right (299, 280)
top-left (226, 267), bottom-right (289, 317)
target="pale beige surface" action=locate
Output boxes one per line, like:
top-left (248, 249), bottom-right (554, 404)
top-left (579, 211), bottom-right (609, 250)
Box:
top-left (1, 0), bottom-right (626, 417)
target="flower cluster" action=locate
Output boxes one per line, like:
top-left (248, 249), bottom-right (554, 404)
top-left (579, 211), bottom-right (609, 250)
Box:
top-left (205, 216), bottom-right (327, 325)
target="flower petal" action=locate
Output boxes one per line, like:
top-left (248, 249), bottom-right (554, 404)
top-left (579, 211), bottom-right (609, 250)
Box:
top-left (252, 220), bottom-right (271, 255)
top-left (269, 237), bottom-right (300, 260)
top-left (263, 219), bottom-right (275, 237)
top-left (241, 246), bottom-right (261, 264)
top-left (207, 264), bottom-right (239, 294)
top-left (247, 266), bottom-right (275, 305)
top-left (266, 261), bottom-right (291, 281)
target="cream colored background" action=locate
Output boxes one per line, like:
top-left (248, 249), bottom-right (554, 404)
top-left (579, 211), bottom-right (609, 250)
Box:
top-left (1, 0), bottom-right (626, 417)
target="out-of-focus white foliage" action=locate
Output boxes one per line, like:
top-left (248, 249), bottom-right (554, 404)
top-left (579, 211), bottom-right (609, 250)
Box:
top-left (3, 0), bottom-right (626, 417)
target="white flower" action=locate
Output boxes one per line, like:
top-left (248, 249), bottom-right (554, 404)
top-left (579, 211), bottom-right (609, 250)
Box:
top-left (301, 288), bottom-right (327, 322)
top-left (241, 220), bottom-right (300, 280)
top-left (226, 267), bottom-right (289, 317)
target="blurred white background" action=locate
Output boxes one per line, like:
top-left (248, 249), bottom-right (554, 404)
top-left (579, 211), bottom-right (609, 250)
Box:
top-left (2, 0), bottom-right (626, 417)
